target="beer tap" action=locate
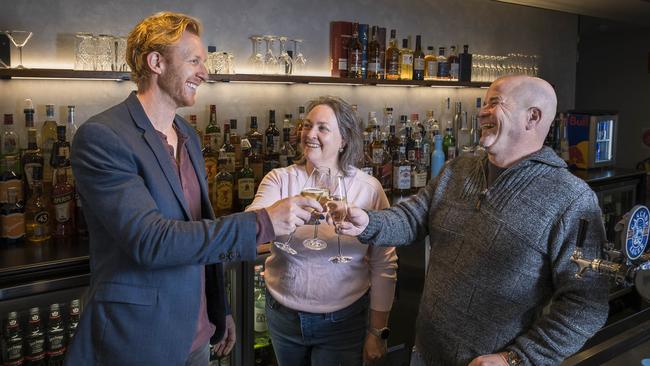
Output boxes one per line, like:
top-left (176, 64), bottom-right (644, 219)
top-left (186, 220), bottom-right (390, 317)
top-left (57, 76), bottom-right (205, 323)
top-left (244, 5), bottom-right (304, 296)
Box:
top-left (571, 205), bottom-right (650, 299)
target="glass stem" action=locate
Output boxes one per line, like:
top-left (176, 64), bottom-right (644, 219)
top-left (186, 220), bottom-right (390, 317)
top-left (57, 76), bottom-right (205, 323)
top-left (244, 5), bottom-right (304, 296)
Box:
top-left (337, 233), bottom-right (342, 257)
top-left (313, 221), bottom-right (318, 239)
top-left (18, 47), bottom-right (23, 66)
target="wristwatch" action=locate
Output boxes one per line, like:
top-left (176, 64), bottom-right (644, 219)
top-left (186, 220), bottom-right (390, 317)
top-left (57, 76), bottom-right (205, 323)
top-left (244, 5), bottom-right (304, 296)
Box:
top-left (504, 350), bottom-right (522, 366)
top-left (367, 326), bottom-right (390, 340)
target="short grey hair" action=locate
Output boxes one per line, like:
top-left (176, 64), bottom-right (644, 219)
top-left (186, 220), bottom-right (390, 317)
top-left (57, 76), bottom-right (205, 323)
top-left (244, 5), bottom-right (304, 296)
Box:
top-left (296, 96), bottom-right (363, 176)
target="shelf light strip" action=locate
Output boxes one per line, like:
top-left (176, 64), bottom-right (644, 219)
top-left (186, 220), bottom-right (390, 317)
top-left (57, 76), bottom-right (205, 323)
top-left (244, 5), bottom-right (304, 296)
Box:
top-left (10, 76), bottom-right (129, 81)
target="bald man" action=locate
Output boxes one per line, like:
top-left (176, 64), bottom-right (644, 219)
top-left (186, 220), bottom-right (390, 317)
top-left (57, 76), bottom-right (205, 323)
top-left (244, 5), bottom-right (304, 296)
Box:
top-left (339, 76), bottom-right (609, 366)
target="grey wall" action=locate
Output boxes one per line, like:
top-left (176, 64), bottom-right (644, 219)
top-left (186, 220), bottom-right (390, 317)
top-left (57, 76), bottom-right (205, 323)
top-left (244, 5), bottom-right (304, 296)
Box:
top-left (576, 17), bottom-right (650, 169)
top-left (1, 0), bottom-right (578, 138)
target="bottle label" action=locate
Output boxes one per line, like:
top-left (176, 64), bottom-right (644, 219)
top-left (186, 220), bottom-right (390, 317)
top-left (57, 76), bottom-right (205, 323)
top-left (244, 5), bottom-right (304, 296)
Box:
top-left (450, 63), bottom-right (460, 79)
top-left (407, 150), bottom-right (416, 162)
top-left (24, 162), bottom-right (43, 191)
top-left (205, 132), bottom-right (220, 150)
top-left (1, 212), bottom-right (25, 239)
top-left (349, 51), bottom-right (362, 72)
top-left (414, 58), bottom-right (425, 71)
top-left (447, 146), bottom-right (457, 160)
top-left (379, 162), bottom-right (393, 189)
top-left (7, 340), bottom-right (25, 361)
top-left (426, 61), bottom-right (438, 78)
top-left (338, 58), bottom-right (348, 71)
top-left (47, 330), bottom-right (66, 355)
top-left (438, 63), bottom-right (450, 78)
top-left (254, 303), bottom-right (267, 333)
top-left (0, 178), bottom-right (22, 203)
top-left (401, 54), bottom-right (413, 65)
top-left (58, 146), bottom-right (70, 159)
top-left (204, 158), bottom-right (217, 182)
top-left (53, 191), bottom-right (74, 223)
top-left (238, 178), bottom-right (255, 200)
top-left (368, 61), bottom-right (380, 74)
top-left (43, 138), bottom-right (56, 182)
top-left (215, 181), bottom-right (233, 210)
top-left (393, 165), bottom-right (411, 189)
top-left (412, 171), bottom-right (427, 188)
top-left (422, 144), bottom-right (431, 167)
top-left (372, 148), bottom-right (384, 165)
top-left (387, 55), bottom-right (400, 76)
top-left (225, 152), bottom-right (236, 173)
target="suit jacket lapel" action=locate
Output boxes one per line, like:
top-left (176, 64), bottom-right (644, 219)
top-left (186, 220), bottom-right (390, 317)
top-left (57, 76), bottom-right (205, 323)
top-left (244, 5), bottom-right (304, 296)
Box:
top-left (125, 92), bottom-right (192, 220)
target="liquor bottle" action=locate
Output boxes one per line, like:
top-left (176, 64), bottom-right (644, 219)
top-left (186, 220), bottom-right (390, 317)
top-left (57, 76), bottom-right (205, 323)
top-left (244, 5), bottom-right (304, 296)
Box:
top-left (65, 106), bottom-right (78, 143)
top-left (459, 111), bottom-right (471, 153)
top-left (25, 307), bottom-right (46, 366)
top-left (205, 105), bottom-right (221, 151)
top-left (411, 137), bottom-right (427, 194)
top-left (383, 107), bottom-right (394, 135)
top-left (1, 114), bottom-right (22, 204)
top-left (249, 145), bottom-right (264, 187)
top-left (347, 23), bottom-right (362, 79)
top-left (25, 167), bottom-right (51, 243)
top-left (366, 111), bottom-right (379, 134)
top-left (452, 102), bottom-right (462, 145)
top-left (360, 132), bottom-right (374, 176)
top-left (253, 267), bottom-right (272, 366)
top-left (412, 35), bottom-right (425, 81)
top-left (45, 304), bottom-right (66, 366)
top-left (52, 167), bottom-right (75, 239)
top-left (392, 135), bottom-right (412, 203)
top-left (442, 121), bottom-right (457, 161)
top-left (290, 107), bottom-right (304, 147)
top-left (385, 29), bottom-right (400, 80)
top-left (399, 38), bottom-right (413, 80)
top-left (213, 149), bottom-right (234, 217)
top-left (430, 134), bottom-right (445, 179)
top-left (436, 47), bottom-right (449, 79)
top-left (188, 115), bottom-right (203, 146)
top-left (4, 311), bottom-right (25, 366)
top-left (23, 99), bottom-right (36, 152)
top-left (1, 187), bottom-right (25, 244)
top-left (425, 110), bottom-right (440, 136)
top-left (405, 122), bottom-right (416, 163)
top-left (411, 113), bottom-right (422, 134)
top-left (459, 44), bottom-right (472, 82)
top-left (237, 157), bottom-right (255, 209)
top-left (221, 122), bottom-right (236, 174)
top-left (358, 23), bottom-right (369, 78)
top-left (202, 133), bottom-right (218, 216)
top-left (424, 46), bottom-right (438, 80)
top-left (371, 126), bottom-right (384, 166)
top-left (229, 119), bottom-right (242, 170)
top-left (21, 130), bottom-right (43, 201)
top-left (376, 132), bottom-right (393, 198)
top-left (263, 110), bottom-right (280, 175)
top-left (41, 104), bottom-right (58, 189)
top-left (470, 97), bottom-right (482, 152)
top-left (367, 26), bottom-right (383, 79)
top-left (245, 116), bottom-right (264, 155)
top-left (420, 125), bottom-right (432, 173)
top-left (50, 126), bottom-right (70, 185)
top-left (67, 299), bottom-right (81, 345)
top-left (397, 114), bottom-right (408, 139)
top-left (448, 45), bottom-right (459, 80)
top-left (279, 120), bottom-right (296, 167)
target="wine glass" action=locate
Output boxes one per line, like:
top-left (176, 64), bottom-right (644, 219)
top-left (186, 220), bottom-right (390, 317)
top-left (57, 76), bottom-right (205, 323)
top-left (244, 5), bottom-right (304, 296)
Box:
top-left (262, 35), bottom-right (279, 74)
top-left (4, 30), bottom-right (33, 69)
top-left (277, 36), bottom-right (293, 75)
top-left (248, 36), bottom-right (265, 74)
top-left (327, 175), bottom-right (352, 264)
top-left (302, 166), bottom-right (331, 250)
top-left (291, 39), bottom-right (307, 75)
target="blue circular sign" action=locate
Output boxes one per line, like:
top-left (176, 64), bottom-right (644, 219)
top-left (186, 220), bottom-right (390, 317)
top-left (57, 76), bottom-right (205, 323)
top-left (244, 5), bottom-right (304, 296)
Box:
top-left (624, 205), bottom-right (650, 260)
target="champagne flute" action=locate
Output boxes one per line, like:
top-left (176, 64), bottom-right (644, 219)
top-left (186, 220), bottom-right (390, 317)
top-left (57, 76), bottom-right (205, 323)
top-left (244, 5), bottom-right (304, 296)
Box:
top-left (302, 166), bottom-right (330, 250)
top-left (328, 175), bottom-right (352, 264)
top-left (4, 31), bottom-right (33, 69)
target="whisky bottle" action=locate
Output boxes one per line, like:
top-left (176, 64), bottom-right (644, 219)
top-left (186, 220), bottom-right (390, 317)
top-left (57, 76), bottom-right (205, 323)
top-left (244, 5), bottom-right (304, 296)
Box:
top-left (425, 110), bottom-right (440, 136)
top-left (52, 167), bottom-right (75, 239)
top-left (4, 311), bottom-right (25, 366)
top-left (1, 186), bottom-right (25, 244)
top-left (347, 23), bottom-right (362, 79)
top-left (249, 145), bottom-right (264, 187)
top-left (424, 46), bottom-right (438, 80)
top-left (202, 133), bottom-right (218, 214)
top-left (360, 132), bottom-right (374, 176)
top-left (366, 111), bottom-right (379, 134)
top-left (50, 125), bottom-right (70, 186)
top-left (26, 307), bottom-right (45, 366)
top-left (237, 157), bottom-right (255, 209)
top-left (21, 129), bottom-right (44, 201)
top-left (399, 38), bottom-right (413, 80)
top-left (2, 113), bottom-right (20, 164)
top-left (41, 104), bottom-right (58, 188)
top-left (448, 45), bottom-right (459, 80)
top-left (412, 35), bottom-right (425, 81)
top-left (46, 303), bottom-right (66, 364)
top-left (279, 119), bottom-right (296, 167)
top-left (393, 135), bottom-right (412, 203)
top-left (377, 132), bottom-right (393, 198)
top-left (23, 99), bottom-right (36, 152)
top-left (371, 124), bottom-right (384, 166)
top-left (359, 24), bottom-right (369, 78)
top-left (385, 29), bottom-right (400, 80)
top-left (436, 47), bottom-right (449, 79)
top-left (189, 114), bottom-right (203, 147)
top-left (25, 167), bottom-right (51, 243)
top-left (263, 110), bottom-right (280, 175)
top-left (1, 113), bottom-right (22, 204)
top-left (367, 26), bottom-right (383, 79)
top-left (229, 119), bottom-right (242, 170)
top-left (420, 125), bottom-right (432, 172)
top-left (411, 137), bottom-right (427, 194)
top-left (246, 116), bottom-right (264, 155)
top-left (213, 149), bottom-right (234, 217)
top-left (458, 44), bottom-right (472, 82)
top-left (66, 105), bottom-right (79, 142)
top-left (221, 122), bottom-right (236, 174)
top-left (205, 104), bottom-right (221, 151)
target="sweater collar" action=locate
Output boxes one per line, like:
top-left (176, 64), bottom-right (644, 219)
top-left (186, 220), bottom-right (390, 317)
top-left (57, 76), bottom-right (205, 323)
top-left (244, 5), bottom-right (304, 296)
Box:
top-left (480, 146), bottom-right (567, 171)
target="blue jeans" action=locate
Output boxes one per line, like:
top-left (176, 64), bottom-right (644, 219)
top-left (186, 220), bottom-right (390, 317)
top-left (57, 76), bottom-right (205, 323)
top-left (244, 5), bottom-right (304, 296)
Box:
top-left (266, 291), bottom-right (369, 366)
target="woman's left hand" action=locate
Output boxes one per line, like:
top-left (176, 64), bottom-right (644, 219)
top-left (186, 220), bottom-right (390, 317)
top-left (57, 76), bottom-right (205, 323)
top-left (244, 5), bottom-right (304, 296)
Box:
top-left (363, 332), bottom-right (387, 365)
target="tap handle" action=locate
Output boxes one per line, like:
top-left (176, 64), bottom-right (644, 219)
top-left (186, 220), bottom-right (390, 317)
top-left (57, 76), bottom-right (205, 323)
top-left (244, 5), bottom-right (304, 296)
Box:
top-left (576, 218), bottom-right (589, 249)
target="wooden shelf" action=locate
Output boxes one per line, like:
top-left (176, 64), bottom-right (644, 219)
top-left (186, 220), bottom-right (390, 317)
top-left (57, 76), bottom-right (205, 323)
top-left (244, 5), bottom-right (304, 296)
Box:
top-left (0, 68), bottom-right (491, 88)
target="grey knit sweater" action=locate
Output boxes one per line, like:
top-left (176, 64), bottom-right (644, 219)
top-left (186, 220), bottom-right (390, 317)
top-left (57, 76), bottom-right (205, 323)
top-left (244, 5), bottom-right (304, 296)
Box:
top-left (359, 147), bottom-right (609, 366)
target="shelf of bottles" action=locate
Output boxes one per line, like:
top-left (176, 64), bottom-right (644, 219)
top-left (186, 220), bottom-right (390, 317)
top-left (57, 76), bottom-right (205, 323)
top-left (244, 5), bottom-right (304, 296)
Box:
top-left (0, 68), bottom-right (490, 88)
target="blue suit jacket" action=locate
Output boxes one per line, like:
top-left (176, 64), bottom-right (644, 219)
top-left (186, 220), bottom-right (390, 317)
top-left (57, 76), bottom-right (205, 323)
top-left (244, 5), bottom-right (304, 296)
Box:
top-left (65, 92), bottom-right (257, 365)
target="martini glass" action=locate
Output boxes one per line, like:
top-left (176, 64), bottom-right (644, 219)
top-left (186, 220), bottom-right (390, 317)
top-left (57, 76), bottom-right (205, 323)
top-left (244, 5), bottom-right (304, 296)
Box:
top-left (4, 31), bottom-right (33, 69)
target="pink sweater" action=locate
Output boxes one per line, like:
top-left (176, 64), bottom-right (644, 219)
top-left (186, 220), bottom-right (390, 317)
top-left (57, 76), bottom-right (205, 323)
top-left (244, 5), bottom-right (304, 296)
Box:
top-left (247, 165), bottom-right (397, 313)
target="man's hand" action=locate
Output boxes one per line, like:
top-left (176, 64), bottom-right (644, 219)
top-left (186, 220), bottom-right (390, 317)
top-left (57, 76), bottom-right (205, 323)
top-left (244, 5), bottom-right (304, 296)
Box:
top-left (363, 333), bottom-right (387, 365)
top-left (336, 207), bottom-right (369, 237)
top-left (213, 315), bottom-right (236, 357)
top-left (467, 353), bottom-right (509, 366)
top-left (266, 196), bottom-right (322, 236)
